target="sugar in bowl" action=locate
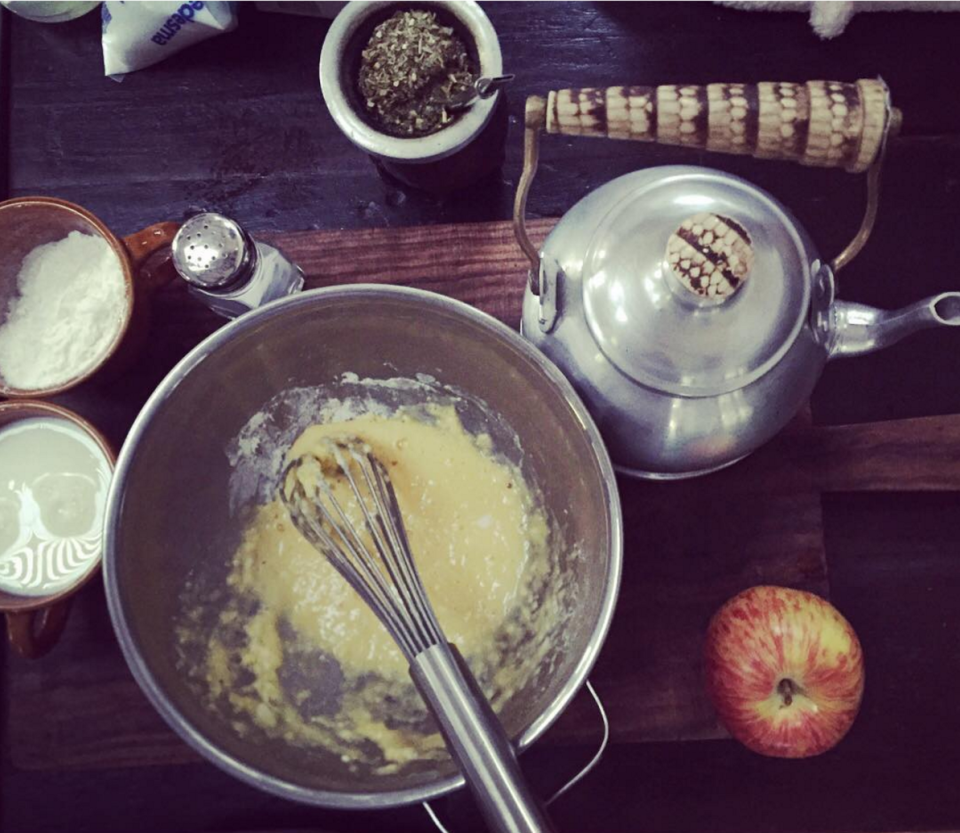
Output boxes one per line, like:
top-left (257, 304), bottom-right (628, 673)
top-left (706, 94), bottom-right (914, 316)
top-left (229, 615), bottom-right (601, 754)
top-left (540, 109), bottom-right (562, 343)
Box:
top-left (0, 196), bottom-right (178, 397)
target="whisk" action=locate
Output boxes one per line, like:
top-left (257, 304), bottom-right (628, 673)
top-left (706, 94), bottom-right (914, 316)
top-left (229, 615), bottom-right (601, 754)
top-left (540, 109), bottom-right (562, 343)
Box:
top-left (280, 438), bottom-right (555, 833)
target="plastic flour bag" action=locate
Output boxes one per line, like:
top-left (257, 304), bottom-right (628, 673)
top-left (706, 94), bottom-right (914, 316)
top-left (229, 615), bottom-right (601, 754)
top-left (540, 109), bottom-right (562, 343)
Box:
top-left (102, 1), bottom-right (238, 78)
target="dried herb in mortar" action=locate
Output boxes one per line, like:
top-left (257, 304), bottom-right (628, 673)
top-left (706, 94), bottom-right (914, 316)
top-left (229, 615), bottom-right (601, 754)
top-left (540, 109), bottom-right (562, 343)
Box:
top-left (357, 9), bottom-right (477, 138)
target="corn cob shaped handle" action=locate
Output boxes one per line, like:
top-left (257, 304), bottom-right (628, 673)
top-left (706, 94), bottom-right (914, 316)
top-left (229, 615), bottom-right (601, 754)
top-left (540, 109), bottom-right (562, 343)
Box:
top-left (544, 79), bottom-right (891, 173)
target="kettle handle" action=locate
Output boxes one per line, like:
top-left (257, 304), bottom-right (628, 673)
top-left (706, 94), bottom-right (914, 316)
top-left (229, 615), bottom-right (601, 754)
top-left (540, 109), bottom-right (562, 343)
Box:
top-left (543, 79), bottom-right (892, 173)
top-left (514, 79), bottom-right (901, 287)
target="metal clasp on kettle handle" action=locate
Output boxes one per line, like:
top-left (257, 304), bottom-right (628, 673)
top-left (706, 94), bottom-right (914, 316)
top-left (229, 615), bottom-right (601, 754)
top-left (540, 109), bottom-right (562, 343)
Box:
top-left (830, 98), bottom-right (900, 273)
top-left (512, 78), bottom-right (903, 293)
top-left (513, 96), bottom-right (548, 296)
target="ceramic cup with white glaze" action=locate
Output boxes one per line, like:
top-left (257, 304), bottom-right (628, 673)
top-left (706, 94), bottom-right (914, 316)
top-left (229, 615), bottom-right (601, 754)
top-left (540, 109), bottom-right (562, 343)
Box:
top-left (0, 400), bottom-right (115, 659)
top-left (320, 0), bottom-right (507, 193)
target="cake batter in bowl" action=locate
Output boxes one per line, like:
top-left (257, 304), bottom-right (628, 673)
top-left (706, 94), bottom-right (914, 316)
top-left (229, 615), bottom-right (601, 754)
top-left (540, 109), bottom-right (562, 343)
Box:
top-left (104, 286), bottom-right (622, 808)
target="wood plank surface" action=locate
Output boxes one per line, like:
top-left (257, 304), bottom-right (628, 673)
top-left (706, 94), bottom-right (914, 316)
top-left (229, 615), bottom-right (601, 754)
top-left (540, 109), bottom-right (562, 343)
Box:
top-left (812, 414), bottom-right (960, 492)
top-left (261, 218), bottom-right (555, 328)
top-left (7, 216), bottom-right (960, 770)
top-left (4, 218), bottom-right (833, 771)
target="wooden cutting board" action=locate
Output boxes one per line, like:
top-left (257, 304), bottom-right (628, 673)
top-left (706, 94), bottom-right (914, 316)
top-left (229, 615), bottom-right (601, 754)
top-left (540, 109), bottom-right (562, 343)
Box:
top-left (7, 219), bottom-right (960, 772)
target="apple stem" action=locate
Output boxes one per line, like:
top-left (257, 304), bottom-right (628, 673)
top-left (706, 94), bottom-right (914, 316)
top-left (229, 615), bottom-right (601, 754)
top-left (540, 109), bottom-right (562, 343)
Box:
top-left (778, 678), bottom-right (797, 707)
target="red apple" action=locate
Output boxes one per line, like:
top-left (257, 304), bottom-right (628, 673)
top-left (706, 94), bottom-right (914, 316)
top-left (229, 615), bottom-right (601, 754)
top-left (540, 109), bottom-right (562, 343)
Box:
top-left (703, 585), bottom-right (864, 758)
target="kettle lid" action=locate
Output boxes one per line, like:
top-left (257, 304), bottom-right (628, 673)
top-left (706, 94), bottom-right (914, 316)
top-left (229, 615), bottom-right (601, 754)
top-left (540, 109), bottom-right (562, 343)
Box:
top-left (581, 169), bottom-right (812, 397)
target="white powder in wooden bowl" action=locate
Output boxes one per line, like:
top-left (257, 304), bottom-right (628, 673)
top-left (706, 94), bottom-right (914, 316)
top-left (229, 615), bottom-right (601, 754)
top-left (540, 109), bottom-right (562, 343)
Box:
top-left (0, 231), bottom-right (127, 391)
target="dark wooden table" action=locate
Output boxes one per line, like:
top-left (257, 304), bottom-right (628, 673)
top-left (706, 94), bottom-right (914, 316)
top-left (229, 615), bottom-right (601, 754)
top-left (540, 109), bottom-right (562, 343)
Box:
top-left (3, 3), bottom-right (960, 832)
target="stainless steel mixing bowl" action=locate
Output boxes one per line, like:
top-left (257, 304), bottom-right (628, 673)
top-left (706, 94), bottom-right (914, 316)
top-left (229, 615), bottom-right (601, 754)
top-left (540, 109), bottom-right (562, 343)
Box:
top-left (103, 286), bottom-right (622, 808)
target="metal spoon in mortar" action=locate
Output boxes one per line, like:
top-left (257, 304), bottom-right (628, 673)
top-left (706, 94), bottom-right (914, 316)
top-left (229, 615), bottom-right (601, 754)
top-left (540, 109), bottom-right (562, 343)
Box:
top-left (438, 74), bottom-right (515, 112)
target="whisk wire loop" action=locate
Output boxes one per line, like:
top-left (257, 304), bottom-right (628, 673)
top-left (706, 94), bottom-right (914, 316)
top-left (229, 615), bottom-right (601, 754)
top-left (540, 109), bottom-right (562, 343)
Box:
top-left (336, 443), bottom-right (440, 654)
top-left (281, 439), bottom-right (446, 660)
top-left (364, 449), bottom-right (446, 649)
top-left (282, 454), bottom-right (421, 658)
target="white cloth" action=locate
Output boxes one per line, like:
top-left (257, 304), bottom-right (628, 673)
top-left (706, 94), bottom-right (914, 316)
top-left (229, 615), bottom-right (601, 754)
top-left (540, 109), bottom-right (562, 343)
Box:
top-left (717, 1), bottom-right (960, 39)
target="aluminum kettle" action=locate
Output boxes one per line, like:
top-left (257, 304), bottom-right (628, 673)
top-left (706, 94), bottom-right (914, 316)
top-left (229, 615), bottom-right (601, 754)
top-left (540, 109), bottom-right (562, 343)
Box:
top-left (513, 79), bottom-right (960, 479)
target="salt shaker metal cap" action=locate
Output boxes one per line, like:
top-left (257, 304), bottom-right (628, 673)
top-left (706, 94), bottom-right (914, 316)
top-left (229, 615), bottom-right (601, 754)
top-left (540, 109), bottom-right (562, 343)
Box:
top-left (172, 213), bottom-right (255, 290)
top-left (171, 211), bottom-right (304, 319)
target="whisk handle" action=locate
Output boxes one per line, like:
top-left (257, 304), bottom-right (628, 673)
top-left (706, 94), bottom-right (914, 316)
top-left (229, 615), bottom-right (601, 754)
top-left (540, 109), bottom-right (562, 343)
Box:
top-left (410, 644), bottom-right (556, 833)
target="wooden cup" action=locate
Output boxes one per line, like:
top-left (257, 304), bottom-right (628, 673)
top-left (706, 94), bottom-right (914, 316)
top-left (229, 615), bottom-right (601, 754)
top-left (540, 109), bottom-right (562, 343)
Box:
top-left (0, 196), bottom-right (179, 398)
top-left (0, 400), bottom-right (116, 659)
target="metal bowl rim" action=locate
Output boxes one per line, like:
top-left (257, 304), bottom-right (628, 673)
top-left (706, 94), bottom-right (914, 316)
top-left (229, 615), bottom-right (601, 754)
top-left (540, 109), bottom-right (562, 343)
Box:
top-left (103, 284), bottom-right (623, 809)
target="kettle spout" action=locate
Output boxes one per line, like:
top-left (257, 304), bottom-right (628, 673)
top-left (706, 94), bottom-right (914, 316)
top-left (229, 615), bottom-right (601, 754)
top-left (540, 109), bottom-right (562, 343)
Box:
top-left (829, 293), bottom-right (960, 358)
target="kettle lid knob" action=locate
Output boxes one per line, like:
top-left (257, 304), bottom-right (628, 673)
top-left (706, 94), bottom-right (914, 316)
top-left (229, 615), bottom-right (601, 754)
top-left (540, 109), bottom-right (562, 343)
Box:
top-left (666, 213), bottom-right (754, 301)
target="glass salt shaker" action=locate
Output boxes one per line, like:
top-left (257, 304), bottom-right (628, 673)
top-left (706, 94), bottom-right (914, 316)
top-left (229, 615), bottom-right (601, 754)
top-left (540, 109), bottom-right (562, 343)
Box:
top-left (171, 212), bottom-right (304, 318)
